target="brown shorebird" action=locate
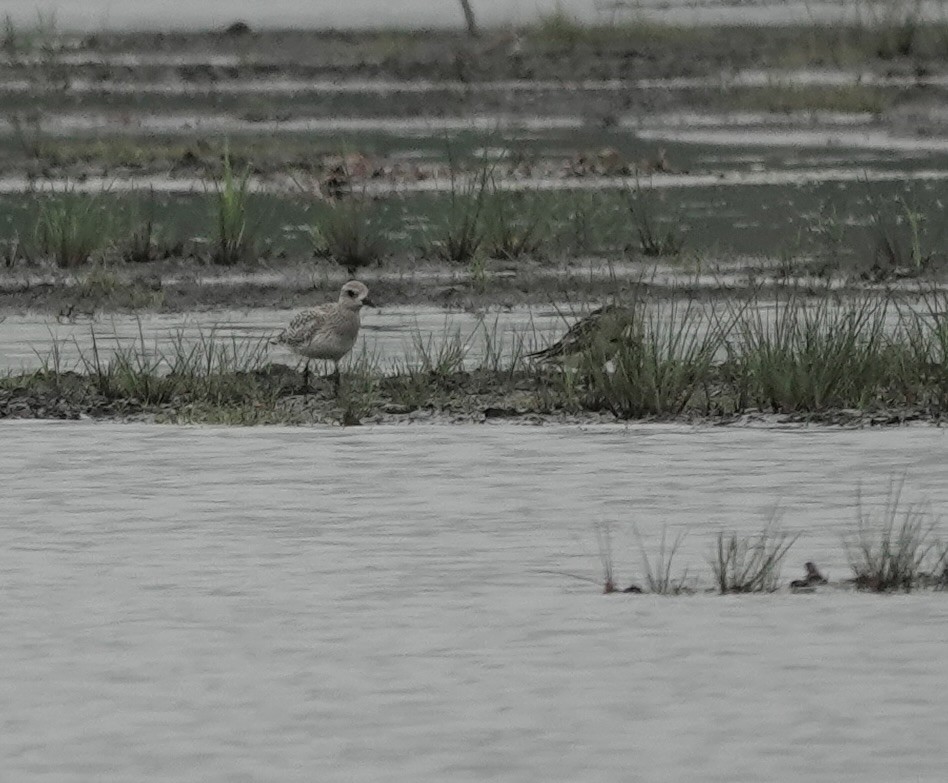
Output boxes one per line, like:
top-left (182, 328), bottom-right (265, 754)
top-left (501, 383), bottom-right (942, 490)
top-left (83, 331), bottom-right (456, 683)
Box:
top-left (527, 304), bottom-right (635, 366)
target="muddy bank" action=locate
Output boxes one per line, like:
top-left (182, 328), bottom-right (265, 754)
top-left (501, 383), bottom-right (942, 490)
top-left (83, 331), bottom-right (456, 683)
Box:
top-left (1, 364), bottom-right (941, 427)
top-left (0, 266), bottom-right (643, 315)
top-left (0, 259), bottom-right (908, 317)
top-left (0, 259), bottom-right (726, 316)
top-left (0, 365), bottom-right (615, 425)
top-left (13, 24), bottom-right (948, 82)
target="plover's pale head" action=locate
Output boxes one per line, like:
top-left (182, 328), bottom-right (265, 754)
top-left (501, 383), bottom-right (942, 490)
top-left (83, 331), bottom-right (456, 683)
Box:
top-left (338, 280), bottom-right (375, 310)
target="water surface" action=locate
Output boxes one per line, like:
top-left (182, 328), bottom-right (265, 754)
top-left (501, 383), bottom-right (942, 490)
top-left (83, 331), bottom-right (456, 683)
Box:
top-left (2, 421), bottom-right (947, 781)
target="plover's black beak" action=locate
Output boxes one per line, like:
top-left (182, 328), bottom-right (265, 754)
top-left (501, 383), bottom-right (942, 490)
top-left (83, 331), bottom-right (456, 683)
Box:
top-left (363, 297), bottom-right (377, 308)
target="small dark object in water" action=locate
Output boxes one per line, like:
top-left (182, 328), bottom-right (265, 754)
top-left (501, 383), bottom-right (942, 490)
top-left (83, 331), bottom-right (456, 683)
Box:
top-left (622, 583), bottom-right (643, 594)
top-left (224, 21), bottom-right (252, 36)
top-left (790, 561), bottom-right (828, 592)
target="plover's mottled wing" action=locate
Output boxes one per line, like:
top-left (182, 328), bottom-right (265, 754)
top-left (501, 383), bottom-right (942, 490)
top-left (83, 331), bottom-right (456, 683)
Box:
top-left (273, 303), bottom-right (335, 348)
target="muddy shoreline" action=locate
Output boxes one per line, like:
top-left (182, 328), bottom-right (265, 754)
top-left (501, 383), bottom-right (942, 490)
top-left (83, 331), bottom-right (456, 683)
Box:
top-left (0, 258), bottom-right (917, 316)
top-left (1, 365), bottom-right (940, 427)
top-left (26, 25), bottom-right (948, 80)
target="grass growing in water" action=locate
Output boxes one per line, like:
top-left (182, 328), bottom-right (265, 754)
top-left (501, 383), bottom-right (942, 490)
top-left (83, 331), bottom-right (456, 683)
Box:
top-left (32, 190), bottom-right (109, 267)
top-left (844, 479), bottom-right (946, 592)
top-left (634, 524), bottom-right (692, 595)
top-left (430, 164), bottom-right (492, 263)
top-left (210, 154), bottom-right (254, 265)
top-left (595, 520), bottom-right (618, 594)
top-left (710, 515), bottom-right (798, 593)
top-left (623, 183), bottom-right (685, 258)
top-left (483, 188), bottom-right (548, 260)
top-left (864, 191), bottom-right (940, 280)
top-left (310, 197), bottom-right (389, 275)
top-left (118, 189), bottom-right (181, 264)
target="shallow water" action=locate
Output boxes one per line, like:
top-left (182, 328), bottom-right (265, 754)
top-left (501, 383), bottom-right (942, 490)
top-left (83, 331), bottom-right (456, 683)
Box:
top-left (0, 307), bottom-right (561, 374)
top-left (3, 69), bottom-right (945, 95)
top-left (2, 421), bottom-right (948, 781)
top-left (0, 293), bottom-right (935, 375)
top-left (0, 109), bottom-right (880, 140)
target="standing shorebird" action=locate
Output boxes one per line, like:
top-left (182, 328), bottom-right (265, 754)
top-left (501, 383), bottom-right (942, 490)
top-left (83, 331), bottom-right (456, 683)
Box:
top-left (272, 280), bottom-right (375, 393)
top-left (527, 303), bottom-right (635, 366)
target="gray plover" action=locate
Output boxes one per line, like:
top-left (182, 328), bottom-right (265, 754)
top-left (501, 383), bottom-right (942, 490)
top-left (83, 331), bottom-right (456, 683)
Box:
top-left (528, 303), bottom-right (635, 366)
top-left (272, 280), bottom-right (375, 392)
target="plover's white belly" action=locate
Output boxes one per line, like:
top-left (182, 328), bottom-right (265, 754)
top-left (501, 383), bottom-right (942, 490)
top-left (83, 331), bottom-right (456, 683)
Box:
top-left (296, 326), bottom-right (358, 361)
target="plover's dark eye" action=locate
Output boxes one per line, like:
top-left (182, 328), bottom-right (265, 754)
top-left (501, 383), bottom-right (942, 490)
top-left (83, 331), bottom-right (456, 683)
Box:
top-left (348, 290), bottom-right (357, 297)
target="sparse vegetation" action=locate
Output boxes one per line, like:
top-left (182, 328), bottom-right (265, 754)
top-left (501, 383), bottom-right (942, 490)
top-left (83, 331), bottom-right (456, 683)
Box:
top-left (209, 154), bottom-right (254, 266)
top-left (728, 293), bottom-right (891, 413)
top-left (583, 297), bottom-right (725, 417)
top-left (32, 190), bottom-right (110, 267)
top-left (118, 189), bottom-right (178, 264)
top-left (595, 520), bottom-right (618, 594)
top-left (310, 197), bottom-right (389, 274)
top-left (532, 5), bottom-right (588, 48)
top-left (0, 165), bottom-right (945, 283)
top-left (1, 234), bottom-right (24, 267)
top-left (863, 190), bottom-right (940, 280)
top-left (583, 478), bottom-right (948, 597)
top-left (623, 184), bottom-right (685, 258)
top-left (484, 189), bottom-right (548, 260)
top-left (430, 164), bottom-right (492, 263)
top-left (634, 525), bottom-right (692, 594)
top-left (844, 478), bottom-right (947, 591)
top-left (710, 516), bottom-right (799, 594)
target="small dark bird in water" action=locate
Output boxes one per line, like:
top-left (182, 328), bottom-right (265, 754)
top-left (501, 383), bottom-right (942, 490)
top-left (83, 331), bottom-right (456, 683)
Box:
top-left (527, 304), bottom-right (635, 365)
top-left (790, 561), bottom-right (828, 591)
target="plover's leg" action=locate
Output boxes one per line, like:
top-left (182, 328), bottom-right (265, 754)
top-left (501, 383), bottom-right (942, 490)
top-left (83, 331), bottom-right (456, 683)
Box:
top-left (302, 360), bottom-right (311, 391)
top-left (331, 361), bottom-right (341, 395)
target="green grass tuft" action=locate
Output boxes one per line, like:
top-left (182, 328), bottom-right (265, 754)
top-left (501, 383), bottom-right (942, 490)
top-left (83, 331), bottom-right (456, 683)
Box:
top-left (430, 164), bottom-right (492, 263)
top-left (310, 197), bottom-right (389, 274)
top-left (584, 298), bottom-right (727, 417)
top-left (727, 292), bottom-right (891, 412)
top-left (32, 190), bottom-right (110, 268)
top-left (210, 153), bottom-right (254, 265)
